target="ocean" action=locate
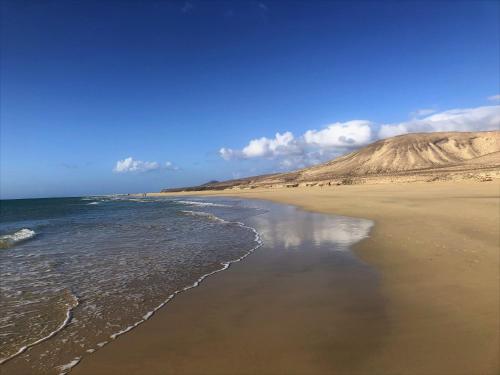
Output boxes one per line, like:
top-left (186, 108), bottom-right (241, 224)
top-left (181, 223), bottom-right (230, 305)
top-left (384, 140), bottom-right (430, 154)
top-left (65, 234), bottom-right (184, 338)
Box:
top-left (0, 195), bottom-right (373, 374)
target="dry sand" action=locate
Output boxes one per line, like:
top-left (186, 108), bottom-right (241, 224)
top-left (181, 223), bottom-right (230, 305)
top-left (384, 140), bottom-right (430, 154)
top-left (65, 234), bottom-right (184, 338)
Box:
top-left (73, 181), bottom-right (499, 375)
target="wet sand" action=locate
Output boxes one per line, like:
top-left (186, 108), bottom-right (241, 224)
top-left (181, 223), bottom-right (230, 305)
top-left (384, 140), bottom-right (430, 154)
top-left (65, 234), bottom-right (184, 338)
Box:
top-left (75, 181), bottom-right (499, 374)
top-left (70, 201), bottom-right (385, 375)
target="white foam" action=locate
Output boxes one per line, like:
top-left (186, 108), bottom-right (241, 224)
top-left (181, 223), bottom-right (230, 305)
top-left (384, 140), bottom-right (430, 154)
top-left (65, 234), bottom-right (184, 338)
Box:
top-left (177, 200), bottom-right (231, 208)
top-left (0, 292), bottom-right (79, 365)
top-left (180, 210), bottom-right (228, 223)
top-left (3, 208), bottom-right (263, 373)
top-left (102, 214), bottom-right (263, 350)
top-left (58, 357), bottom-right (81, 375)
top-left (0, 229), bottom-right (36, 248)
top-left (86, 202), bottom-right (99, 205)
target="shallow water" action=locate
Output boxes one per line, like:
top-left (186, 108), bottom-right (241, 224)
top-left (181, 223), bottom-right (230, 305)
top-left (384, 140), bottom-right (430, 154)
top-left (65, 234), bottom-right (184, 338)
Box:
top-left (0, 196), bottom-right (373, 374)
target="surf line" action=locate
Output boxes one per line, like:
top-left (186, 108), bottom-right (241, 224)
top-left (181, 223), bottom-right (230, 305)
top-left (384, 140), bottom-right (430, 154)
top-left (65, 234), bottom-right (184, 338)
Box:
top-left (0, 292), bottom-right (80, 366)
top-left (63, 213), bottom-right (264, 374)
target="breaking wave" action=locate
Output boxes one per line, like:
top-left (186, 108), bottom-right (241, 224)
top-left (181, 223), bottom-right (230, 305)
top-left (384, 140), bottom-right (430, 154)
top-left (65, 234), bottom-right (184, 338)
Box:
top-left (177, 200), bottom-right (231, 208)
top-left (180, 210), bottom-right (228, 223)
top-left (0, 229), bottom-right (36, 249)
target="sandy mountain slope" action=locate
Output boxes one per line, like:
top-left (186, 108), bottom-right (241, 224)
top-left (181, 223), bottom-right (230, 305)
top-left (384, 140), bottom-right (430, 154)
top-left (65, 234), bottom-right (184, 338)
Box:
top-left (162, 131), bottom-right (500, 191)
top-left (297, 131), bottom-right (500, 179)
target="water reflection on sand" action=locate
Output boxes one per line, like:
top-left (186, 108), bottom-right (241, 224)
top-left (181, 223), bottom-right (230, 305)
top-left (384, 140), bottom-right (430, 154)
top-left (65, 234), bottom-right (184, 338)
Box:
top-left (245, 201), bottom-right (373, 250)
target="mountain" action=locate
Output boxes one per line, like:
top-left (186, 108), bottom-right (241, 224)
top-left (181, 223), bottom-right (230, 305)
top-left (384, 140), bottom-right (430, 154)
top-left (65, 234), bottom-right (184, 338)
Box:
top-left (162, 131), bottom-right (500, 192)
top-left (290, 130), bottom-right (500, 180)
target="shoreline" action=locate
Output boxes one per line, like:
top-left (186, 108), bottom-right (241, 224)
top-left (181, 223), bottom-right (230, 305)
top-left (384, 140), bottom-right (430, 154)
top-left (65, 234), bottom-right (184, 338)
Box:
top-left (66, 217), bottom-right (265, 375)
top-left (12, 180), bottom-right (497, 374)
top-left (70, 197), bottom-right (386, 375)
top-left (146, 180), bottom-right (500, 374)
top-left (1, 201), bottom-right (266, 374)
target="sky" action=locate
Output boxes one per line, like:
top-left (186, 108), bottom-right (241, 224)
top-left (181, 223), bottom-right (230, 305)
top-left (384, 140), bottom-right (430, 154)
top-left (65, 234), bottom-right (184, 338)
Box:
top-left (1, 0), bottom-right (499, 199)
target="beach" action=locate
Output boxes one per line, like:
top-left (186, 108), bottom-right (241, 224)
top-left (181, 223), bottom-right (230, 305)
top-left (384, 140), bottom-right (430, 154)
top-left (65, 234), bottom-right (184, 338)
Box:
top-left (71, 180), bottom-right (499, 375)
top-left (1, 197), bottom-right (380, 374)
top-left (3, 1), bottom-right (498, 374)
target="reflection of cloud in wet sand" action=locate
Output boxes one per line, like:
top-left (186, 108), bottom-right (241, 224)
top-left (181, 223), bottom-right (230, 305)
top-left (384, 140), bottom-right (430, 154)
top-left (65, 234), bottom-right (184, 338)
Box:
top-left (250, 205), bottom-right (373, 250)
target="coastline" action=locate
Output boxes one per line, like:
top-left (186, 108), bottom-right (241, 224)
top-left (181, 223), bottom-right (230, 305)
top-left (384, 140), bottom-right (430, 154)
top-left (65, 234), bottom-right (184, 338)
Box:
top-left (76, 181), bottom-right (498, 374)
top-left (72, 198), bottom-right (386, 375)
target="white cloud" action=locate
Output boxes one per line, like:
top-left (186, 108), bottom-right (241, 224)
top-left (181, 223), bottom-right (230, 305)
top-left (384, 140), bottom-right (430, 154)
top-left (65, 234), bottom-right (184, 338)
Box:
top-left (219, 147), bottom-right (236, 161)
top-left (220, 104), bottom-right (500, 169)
top-left (219, 122), bottom-right (373, 166)
top-left (113, 157), bottom-right (178, 173)
top-left (379, 105), bottom-right (500, 138)
top-left (243, 131), bottom-right (297, 157)
top-left (220, 131), bottom-right (299, 160)
top-left (303, 120), bottom-right (372, 147)
top-left (164, 161), bottom-right (179, 171)
top-left (488, 94), bottom-right (500, 102)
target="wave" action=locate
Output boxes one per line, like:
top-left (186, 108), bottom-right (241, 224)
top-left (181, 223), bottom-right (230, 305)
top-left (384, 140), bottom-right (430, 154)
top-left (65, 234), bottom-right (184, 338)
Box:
top-left (177, 200), bottom-right (231, 208)
top-left (0, 229), bottom-right (37, 249)
top-left (58, 357), bottom-right (81, 375)
top-left (81, 196), bottom-right (107, 201)
top-left (71, 214), bottom-right (263, 372)
top-left (0, 290), bottom-right (79, 366)
top-left (180, 210), bottom-right (228, 223)
top-left (86, 202), bottom-right (99, 205)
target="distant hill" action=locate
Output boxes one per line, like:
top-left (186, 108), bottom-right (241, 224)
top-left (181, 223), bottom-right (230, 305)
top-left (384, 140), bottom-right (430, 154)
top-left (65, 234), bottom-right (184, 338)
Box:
top-left (162, 131), bottom-right (500, 192)
top-left (292, 130), bottom-right (500, 180)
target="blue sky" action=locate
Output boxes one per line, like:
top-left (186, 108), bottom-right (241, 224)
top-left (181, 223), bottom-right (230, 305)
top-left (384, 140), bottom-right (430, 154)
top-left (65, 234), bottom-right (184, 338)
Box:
top-left (1, 0), bottom-right (499, 199)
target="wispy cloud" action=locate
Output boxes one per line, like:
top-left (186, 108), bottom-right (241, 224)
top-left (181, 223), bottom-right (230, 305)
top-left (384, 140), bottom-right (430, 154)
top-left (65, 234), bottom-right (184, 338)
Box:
top-left (378, 105), bottom-right (499, 138)
top-left (257, 2), bottom-right (268, 11)
top-left (410, 108), bottom-right (437, 118)
top-left (113, 157), bottom-right (178, 173)
top-left (488, 94), bottom-right (500, 102)
top-left (164, 161), bottom-right (180, 171)
top-left (181, 1), bottom-right (194, 13)
top-left (60, 162), bottom-right (79, 169)
top-left (220, 105), bottom-right (500, 169)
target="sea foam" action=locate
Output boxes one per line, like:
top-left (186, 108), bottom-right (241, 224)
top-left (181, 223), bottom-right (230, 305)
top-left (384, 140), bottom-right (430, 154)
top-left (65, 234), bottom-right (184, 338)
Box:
top-left (177, 200), bottom-right (231, 208)
top-left (180, 210), bottom-right (228, 223)
top-left (0, 229), bottom-right (36, 249)
top-left (0, 291), bottom-right (79, 365)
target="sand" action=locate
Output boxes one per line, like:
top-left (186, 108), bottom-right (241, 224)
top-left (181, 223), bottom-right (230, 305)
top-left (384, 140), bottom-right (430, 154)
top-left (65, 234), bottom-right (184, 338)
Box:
top-left (73, 181), bottom-right (499, 375)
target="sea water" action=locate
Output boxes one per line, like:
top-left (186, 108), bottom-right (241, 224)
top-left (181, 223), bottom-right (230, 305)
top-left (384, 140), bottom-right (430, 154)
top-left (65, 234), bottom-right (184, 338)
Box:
top-left (0, 196), bottom-right (372, 374)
